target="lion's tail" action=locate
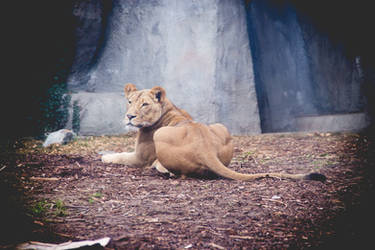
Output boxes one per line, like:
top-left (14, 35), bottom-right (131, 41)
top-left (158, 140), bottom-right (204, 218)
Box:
top-left (206, 156), bottom-right (326, 182)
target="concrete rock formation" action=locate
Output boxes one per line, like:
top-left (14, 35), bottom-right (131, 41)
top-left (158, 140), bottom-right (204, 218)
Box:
top-left (66, 0), bottom-right (260, 135)
top-left (66, 92), bottom-right (130, 135)
top-left (61, 0), bottom-right (369, 135)
top-left (4, 0), bottom-right (373, 142)
top-left (246, 0), bottom-right (366, 132)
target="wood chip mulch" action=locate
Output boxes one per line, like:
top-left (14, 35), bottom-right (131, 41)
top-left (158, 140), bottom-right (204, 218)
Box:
top-left (1, 132), bottom-right (374, 249)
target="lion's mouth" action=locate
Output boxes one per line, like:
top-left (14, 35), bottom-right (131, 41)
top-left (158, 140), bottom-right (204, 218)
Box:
top-left (127, 122), bottom-right (143, 128)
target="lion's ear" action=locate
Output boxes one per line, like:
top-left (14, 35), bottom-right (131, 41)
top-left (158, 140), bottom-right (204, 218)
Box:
top-left (124, 83), bottom-right (137, 98)
top-left (150, 86), bottom-right (166, 103)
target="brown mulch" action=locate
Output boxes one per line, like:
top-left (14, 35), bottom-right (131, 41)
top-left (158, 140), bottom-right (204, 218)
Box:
top-left (1, 132), bottom-right (375, 249)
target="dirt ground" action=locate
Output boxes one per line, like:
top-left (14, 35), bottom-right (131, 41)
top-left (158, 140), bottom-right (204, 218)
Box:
top-left (1, 131), bottom-right (375, 249)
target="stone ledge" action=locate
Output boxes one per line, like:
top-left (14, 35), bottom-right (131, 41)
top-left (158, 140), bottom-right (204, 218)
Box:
top-left (295, 113), bottom-right (370, 132)
top-left (65, 92), bottom-right (133, 136)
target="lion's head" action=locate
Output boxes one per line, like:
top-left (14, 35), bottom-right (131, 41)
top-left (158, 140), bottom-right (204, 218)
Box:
top-left (124, 83), bottom-right (166, 128)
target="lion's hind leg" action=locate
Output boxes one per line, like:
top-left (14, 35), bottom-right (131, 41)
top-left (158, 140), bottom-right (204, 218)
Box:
top-left (152, 159), bottom-right (175, 177)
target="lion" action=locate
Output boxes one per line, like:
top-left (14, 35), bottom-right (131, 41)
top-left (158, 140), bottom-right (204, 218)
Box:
top-left (102, 84), bottom-right (326, 181)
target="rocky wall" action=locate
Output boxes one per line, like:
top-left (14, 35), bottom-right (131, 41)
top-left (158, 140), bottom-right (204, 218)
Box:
top-left (245, 0), bottom-right (367, 132)
top-left (7, 0), bottom-right (371, 140)
top-left (66, 0), bottom-right (261, 135)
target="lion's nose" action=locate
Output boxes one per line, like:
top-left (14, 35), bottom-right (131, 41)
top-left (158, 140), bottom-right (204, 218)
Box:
top-left (127, 114), bottom-right (136, 120)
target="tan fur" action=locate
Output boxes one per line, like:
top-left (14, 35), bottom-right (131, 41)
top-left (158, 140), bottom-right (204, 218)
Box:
top-left (102, 84), bottom-right (324, 181)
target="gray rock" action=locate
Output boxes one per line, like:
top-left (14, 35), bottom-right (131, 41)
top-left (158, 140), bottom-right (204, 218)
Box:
top-left (43, 129), bottom-right (76, 147)
top-left (66, 0), bottom-right (261, 135)
top-left (64, 0), bottom-right (367, 135)
top-left (65, 92), bottom-right (135, 136)
top-left (246, 0), bottom-right (366, 132)
top-left (295, 113), bottom-right (370, 132)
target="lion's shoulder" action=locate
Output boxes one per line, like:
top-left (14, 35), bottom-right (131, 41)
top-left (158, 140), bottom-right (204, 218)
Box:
top-left (158, 104), bottom-right (193, 127)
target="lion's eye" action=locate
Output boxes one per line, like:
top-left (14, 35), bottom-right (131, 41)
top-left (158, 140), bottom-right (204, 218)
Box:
top-left (128, 100), bottom-right (132, 104)
top-left (142, 103), bottom-right (149, 107)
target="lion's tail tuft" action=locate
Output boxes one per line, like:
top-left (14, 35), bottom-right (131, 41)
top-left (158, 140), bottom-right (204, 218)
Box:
top-left (304, 172), bottom-right (327, 182)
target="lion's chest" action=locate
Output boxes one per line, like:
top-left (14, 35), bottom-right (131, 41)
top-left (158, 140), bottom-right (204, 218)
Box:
top-left (136, 130), bottom-right (157, 164)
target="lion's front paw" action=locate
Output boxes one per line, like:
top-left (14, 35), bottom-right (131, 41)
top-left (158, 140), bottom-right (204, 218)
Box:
top-left (101, 153), bottom-right (117, 163)
top-left (101, 152), bottom-right (137, 165)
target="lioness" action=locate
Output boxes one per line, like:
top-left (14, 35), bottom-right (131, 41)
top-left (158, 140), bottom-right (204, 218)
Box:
top-left (102, 84), bottom-right (325, 181)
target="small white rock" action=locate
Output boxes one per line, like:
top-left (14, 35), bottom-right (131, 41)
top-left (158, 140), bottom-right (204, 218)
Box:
top-left (43, 129), bottom-right (76, 147)
top-left (271, 195), bottom-right (281, 200)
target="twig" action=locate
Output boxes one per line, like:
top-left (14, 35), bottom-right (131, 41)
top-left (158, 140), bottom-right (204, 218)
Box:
top-left (209, 242), bottom-right (226, 249)
top-left (0, 165), bottom-right (7, 172)
top-left (267, 199), bottom-right (288, 207)
top-left (56, 232), bottom-right (74, 238)
top-left (30, 177), bottom-right (60, 181)
top-left (229, 235), bottom-right (253, 240)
